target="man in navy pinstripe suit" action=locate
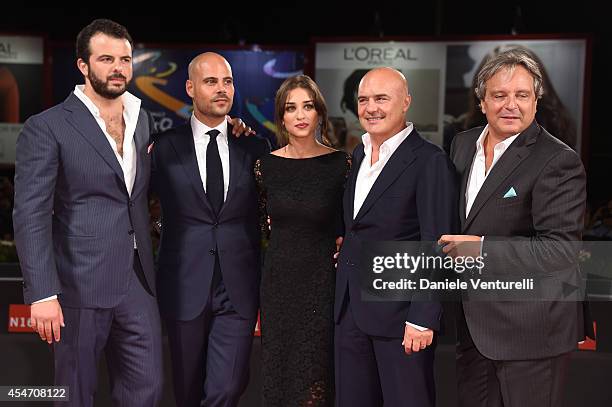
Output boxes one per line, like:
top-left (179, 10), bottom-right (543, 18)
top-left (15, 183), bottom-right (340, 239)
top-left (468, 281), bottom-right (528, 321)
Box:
top-left (13, 19), bottom-right (162, 406)
top-left (439, 47), bottom-right (591, 407)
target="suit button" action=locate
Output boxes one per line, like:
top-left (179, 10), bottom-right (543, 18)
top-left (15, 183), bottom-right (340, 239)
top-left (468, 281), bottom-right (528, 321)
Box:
top-left (129, 200), bottom-right (134, 207)
top-left (345, 259), bottom-right (350, 265)
top-left (213, 222), bottom-right (219, 228)
top-left (350, 231), bottom-right (356, 237)
top-left (128, 230), bottom-right (134, 235)
top-left (209, 249), bottom-right (216, 255)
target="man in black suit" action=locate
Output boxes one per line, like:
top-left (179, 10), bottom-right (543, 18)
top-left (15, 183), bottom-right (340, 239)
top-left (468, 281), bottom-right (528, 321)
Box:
top-left (151, 52), bottom-right (269, 407)
top-left (335, 67), bottom-right (457, 407)
top-left (439, 47), bottom-right (589, 407)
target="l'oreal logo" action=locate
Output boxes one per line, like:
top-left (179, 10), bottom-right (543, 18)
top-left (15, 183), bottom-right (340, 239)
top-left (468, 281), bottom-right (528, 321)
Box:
top-left (0, 42), bottom-right (18, 59)
top-left (343, 47), bottom-right (417, 65)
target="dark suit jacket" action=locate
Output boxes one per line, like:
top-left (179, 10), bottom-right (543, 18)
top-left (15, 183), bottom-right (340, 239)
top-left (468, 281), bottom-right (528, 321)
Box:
top-left (335, 128), bottom-right (458, 337)
top-left (13, 93), bottom-right (156, 307)
top-left (451, 120), bottom-right (588, 360)
top-left (152, 123), bottom-right (269, 321)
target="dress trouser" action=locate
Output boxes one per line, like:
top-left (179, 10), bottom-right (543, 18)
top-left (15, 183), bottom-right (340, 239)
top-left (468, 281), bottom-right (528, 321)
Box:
top-left (165, 257), bottom-right (256, 407)
top-left (53, 251), bottom-right (163, 407)
top-left (457, 304), bottom-right (571, 407)
top-left (335, 298), bottom-right (436, 407)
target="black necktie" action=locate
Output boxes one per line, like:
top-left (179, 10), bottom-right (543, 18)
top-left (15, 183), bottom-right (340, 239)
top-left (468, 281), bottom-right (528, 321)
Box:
top-left (206, 129), bottom-right (224, 216)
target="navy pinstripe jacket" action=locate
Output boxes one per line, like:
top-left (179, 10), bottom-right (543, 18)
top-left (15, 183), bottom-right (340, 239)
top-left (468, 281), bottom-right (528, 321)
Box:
top-left (14, 93), bottom-right (156, 308)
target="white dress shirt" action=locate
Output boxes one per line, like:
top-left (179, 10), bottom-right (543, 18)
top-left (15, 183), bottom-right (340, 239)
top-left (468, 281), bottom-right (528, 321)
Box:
top-left (465, 125), bottom-right (520, 218)
top-left (74, 85), bottom-right (140, 197)
top-left (191, 115), bottom-right (230, 201)
top-left (353, 123), bottom-right (413, 219)
top-left (463, 125), bottom-right (520, 262)
top-left (34, 85), bottom-right (142, 304)
top-left (352, 123), bottom-right (427, 332)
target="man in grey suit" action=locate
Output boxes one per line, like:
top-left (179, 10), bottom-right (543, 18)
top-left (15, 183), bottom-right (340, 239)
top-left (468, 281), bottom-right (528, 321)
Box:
top-left (439, 47), bottom-right (590, 407)
top-left (13, 19), bottom-right (162, 406)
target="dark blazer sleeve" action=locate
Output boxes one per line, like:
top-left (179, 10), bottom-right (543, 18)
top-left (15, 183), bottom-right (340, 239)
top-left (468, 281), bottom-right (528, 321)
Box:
top-left (449, 129), bottom-right (460, 161)
top-left (148, 116), bottom-right (160, 201)
top-left (150, 132), bottom-right (160, 195)
top-left (334, 153), bottom-right (352, 238)
top-left (13, 115), bottom-right (62, 303)
top-left (482, 148), bottom-right (586, 275)
top-left (257, 135), bottom-right (272, 157)
top-left (406, 151), bottom-right (459, 330)
top-left (416, 151), bottom-right (459, 241)
top-left (145, 109), bottom-right (156, 143)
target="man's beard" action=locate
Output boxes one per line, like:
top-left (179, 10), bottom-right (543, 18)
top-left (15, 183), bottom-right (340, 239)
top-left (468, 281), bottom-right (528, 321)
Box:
top-left (208, 95), bottom-right (232, 116)
top-left (88, 69), bottom-right (129, 99)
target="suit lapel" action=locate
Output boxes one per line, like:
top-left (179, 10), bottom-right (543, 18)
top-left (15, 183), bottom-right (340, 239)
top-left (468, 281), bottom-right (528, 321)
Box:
top-left (458, 133), bottom-right (478, 230)
top-left (353, 130), bottom-right (420, 223)
top-left (63, 93), bottom-right (127, 193)
top-left (131, 110), bottom-right (148, 198)
top-left (463, 122), bottom-right (539, 231)
top-left (168, 124), bottom-right (213, 213)
top-left (345, 144), bottom-right (364, 227)
top-left (220, 124), bottom-right (245, 216)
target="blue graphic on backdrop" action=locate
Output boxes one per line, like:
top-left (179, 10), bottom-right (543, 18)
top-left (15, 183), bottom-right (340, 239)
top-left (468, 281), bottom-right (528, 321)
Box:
top-left (131, 49), bottom-right (304, 145)
top-left (51, 46), bottom-right (304, 146)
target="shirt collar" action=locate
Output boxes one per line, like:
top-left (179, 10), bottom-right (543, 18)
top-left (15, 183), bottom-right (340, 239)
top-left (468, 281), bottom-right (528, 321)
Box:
top-left (190, 115), bottom-right (228, 142)
top-left (362, 122), bottom-right (414, 156)
top-left (475, 124), bottom-right (520, 154)
top-left (73, 84), bottom-right (141, 119)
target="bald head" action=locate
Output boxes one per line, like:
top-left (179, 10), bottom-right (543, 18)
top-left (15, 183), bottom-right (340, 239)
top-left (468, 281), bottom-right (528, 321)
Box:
top-left (186, 52), bottom-right (234, 127)
top-left (357, 67), bottom-right (411, 141)
top-left (359, 67), bottom-right (409, 99)
top-left (188, 52), bottom-right (232, 80)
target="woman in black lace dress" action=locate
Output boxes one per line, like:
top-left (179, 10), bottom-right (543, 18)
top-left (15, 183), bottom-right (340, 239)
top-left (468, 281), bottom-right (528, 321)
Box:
top-left (255, 75), bottom-right (350, 407)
